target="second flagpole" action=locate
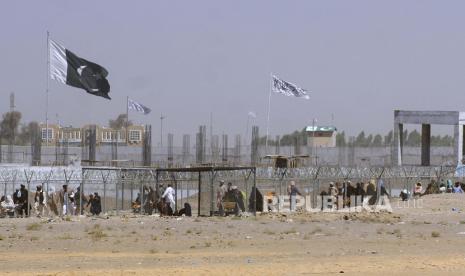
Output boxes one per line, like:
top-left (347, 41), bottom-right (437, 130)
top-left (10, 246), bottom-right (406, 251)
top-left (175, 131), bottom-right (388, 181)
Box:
top-left (126, 96), bottom-right (129, 145)
top-left (45, 31), bottom-right (50, 147)
top-left (265, 73), bottom-right (273, 155)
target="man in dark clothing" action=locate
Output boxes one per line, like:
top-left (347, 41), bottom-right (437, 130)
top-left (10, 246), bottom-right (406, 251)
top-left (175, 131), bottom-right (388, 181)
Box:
top-left (13, 189), bottom-right (20, 204)
top-left (178, 202), bottom-right (192, 217)
top-left (18, 185), bottom-right (28, 217)
top-left (144, 186), bottom-right (156, 215)
top-left (88, 192), bottom-right (102, 215)
top-left (248, 187), bottom-right (263, 212)
top-left (288, 181), bottom-right (302, 212)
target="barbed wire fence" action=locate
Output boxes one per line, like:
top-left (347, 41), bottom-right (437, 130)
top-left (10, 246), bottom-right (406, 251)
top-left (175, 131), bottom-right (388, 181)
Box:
top-left (0, 164), bottom-right (462, 218)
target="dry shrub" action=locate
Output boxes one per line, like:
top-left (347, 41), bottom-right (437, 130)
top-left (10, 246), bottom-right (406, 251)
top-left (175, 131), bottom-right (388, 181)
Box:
top-left (58, 233), bottom-right (73, 240)
top-left (88, 225), bottom-right (107, 241)
top-left (309, 227), bottom-right (323, 235)
top-left (263, 229), bottom-right (275, 235)
top-left (281, 227), bottom-right (297, 235)
top-left (26, 223), bottom-right (42, 231)
top-left (344, 213), bottom-right (401, 224)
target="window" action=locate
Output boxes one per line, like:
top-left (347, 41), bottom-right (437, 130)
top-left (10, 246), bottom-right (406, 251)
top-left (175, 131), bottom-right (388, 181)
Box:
top-left (41, 128), bottom-right (53, 140)
top-left (129, 130), bottom-right (141, 142)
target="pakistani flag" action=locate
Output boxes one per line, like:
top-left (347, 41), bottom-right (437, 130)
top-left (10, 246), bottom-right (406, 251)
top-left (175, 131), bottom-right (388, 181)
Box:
top-left (49, 39), bottom-right (111, 99)
top-left (128, 98), bottom-right (151, 115)
top-left (272, 75), bottom-right (309, 100)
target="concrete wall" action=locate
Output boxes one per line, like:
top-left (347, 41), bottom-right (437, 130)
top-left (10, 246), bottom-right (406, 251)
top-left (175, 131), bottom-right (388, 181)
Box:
top-left (0, 145), bottom-right (457, 167)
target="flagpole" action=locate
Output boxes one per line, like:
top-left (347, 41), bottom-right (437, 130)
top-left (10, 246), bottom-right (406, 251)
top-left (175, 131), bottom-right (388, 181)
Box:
top-left (126, 96), bottom-right (129, 145)
top-left (45, 31), bottom-right (50, 147)
top-left (265, 73), bottom-right (272, 155)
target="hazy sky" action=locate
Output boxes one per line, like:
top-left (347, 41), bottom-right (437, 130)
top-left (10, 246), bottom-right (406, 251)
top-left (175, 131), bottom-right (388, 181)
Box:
top-left (1, 1), bottom-right (465, 142)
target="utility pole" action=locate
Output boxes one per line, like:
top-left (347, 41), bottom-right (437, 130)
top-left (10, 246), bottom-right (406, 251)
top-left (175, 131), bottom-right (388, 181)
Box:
top-left (312, 118), bottom-right (318, 166)
top-left (160, 114), bottom-right (166, 148)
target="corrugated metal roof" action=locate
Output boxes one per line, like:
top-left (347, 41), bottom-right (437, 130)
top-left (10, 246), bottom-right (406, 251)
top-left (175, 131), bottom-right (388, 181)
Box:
top-left (305, 126), bottom-right (337, 132)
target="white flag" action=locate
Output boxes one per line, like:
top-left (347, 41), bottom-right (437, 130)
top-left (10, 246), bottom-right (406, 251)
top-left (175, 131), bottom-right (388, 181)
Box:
top-left (248, 111), bottom-right (257, 118)
top-left (128, 98), bottom-right (151, 115)
top-left (272, 75), bottom-right (309, 100)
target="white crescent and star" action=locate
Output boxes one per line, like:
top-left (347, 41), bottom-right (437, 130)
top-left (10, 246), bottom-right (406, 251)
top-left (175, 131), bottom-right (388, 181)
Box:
top-left (77, 65), bottom-right (87, 76)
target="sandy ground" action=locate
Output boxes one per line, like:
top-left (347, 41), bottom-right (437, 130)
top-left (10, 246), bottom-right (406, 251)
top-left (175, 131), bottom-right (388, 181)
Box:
top-left (2, 194), bottom-right (465, 275)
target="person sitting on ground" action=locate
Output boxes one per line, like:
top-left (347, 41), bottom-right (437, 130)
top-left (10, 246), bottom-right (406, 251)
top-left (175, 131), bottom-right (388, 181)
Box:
top-left (0, 196), bottom-right (5, 218)
top-left (439, 183), bottom-right (446, 193)
top-left (177, 202), bottom-right (192, 216)
top-left (453, 182), bottom-right (464, 194)
top-left (231, 185), bottom-right (245, 215)
top-left (132, 193), bottom-right (142, 213)
top-left (413, 182), bottom-right (423, 196)
top-left (399, 189), bottom-right (409, 201)
top-left (446, 180), bottom-right (454, 193)
top-left (1, 195), bottom-right (16, 218)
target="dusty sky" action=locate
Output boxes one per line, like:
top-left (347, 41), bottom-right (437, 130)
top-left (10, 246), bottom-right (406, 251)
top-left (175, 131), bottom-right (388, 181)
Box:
top-left (1, 1), bottom-right (465, 141)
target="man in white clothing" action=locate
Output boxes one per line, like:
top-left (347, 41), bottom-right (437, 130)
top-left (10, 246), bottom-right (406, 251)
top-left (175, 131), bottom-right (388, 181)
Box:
top-left (162, 183), bottom-right (175, 214)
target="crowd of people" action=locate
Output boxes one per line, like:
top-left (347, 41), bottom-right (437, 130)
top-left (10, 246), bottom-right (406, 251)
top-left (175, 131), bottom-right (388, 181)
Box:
top-left (400, 179), bottom-right (465, 200)
top-left (0, 184), bottom-right (102, 218)
top-left (132, 183), bottom-right (191, 217)
top-left (2, 178), bottom-right (464, 218)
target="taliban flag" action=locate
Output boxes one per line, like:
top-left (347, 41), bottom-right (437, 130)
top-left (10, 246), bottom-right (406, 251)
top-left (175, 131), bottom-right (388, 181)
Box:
top-left (49, 39), bottom-right (111, 99)
top-left (272, 75), bottom-right (309, 100)
top-left (128, 98), bottom-right (151, 115)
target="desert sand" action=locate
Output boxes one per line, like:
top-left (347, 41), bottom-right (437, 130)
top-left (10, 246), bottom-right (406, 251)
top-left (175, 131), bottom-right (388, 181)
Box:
top-left (1, 194), bottom-right (465, 275)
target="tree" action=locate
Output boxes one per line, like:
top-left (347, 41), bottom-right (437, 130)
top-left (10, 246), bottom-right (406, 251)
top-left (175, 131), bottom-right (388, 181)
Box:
top-left (0, 111), bottom-right (21, 143)
top-left (17, 121), bottom-right (39, 145)
top-left (372, 134), bottom-right (383, 147)
top-left (109, 114), bottom-right (132, 129)
top-left (384, 130), bottom-right (393, 146)
top-left (441, 135), bottom-right (454, 147)
top-left (355, 131), bottom-right (366, 147)
top-left (336, 131), bottom-right (346, 147)
top-left (365, 134), bottom-right (373, 147)
top-left (406, 129), bottom-right (421, 146)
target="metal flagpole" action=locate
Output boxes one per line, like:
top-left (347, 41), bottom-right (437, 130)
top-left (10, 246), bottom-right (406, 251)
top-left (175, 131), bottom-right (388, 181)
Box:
top-left (126, 96), bottom-right (129, 145)
top-left (265, 73), bottom-right (273, 154)
top-left (245, 114), bottom-right (250, 147)
top-left (46, 31), bottom-right (50, 147)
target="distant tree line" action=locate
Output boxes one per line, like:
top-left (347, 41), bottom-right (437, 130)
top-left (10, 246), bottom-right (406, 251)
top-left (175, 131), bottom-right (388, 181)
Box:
top-left (258, 128), bottom-right (455, 147)
top-left (337, 130), bottom-right (454, 147)
top-left (0, 111), bottom-right (40, 146)
top-left (0, 110), bottom-right (457, 148)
